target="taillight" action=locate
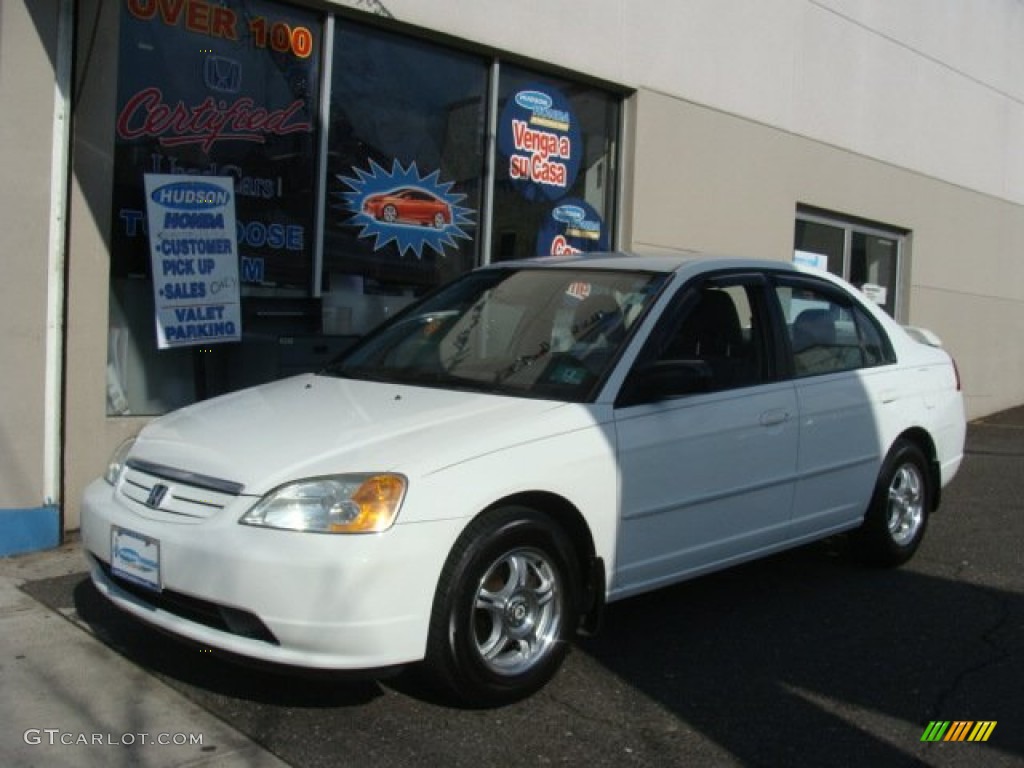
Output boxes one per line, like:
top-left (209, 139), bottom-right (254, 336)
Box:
top-left (952, 358), bottom-right (961, 391)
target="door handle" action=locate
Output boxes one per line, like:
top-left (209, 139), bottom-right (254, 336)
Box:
top-left (760, 409), bottom-right (790, 427)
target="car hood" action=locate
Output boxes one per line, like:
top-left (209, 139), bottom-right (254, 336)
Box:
top-left (129, 374), bottom-right (584, 495)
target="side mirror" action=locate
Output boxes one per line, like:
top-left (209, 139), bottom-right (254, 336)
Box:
top-left (620, 360), bottom-right (714, 406)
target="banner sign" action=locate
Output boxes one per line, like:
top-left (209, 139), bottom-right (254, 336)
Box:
top-left (144, 174), bottom-right (242, 349)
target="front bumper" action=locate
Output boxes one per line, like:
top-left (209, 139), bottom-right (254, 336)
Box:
top-left (80, 478), bottom-right (461, 670)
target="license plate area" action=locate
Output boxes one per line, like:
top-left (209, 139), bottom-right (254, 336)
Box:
top-left (110, 526), bottom-right (162, 592)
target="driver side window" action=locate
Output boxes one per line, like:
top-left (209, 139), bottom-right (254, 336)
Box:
top-left (655, 281), bottom-right (768, 393)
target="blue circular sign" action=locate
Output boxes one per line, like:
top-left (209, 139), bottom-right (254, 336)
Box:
top-left (536, 199), bottom-right (607, 256)
top-left (498, 84), bottom-right (581, 202)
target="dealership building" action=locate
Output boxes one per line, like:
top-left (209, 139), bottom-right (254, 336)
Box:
top-left (3, 0), bottom-right (1023, 555)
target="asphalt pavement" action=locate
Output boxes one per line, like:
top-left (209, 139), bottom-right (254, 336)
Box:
top-left (2, 408), bottom-right (1022, 767)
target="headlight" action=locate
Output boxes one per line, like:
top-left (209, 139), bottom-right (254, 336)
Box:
top-left (104, 438), bottom-right (136, 485)
top-left (239, 474), bottom-right (407, 534)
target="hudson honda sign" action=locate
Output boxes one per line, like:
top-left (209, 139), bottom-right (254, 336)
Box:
top-left (144, 175), bottom-right (242, 349)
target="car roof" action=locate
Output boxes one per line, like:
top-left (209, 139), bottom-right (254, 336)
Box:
top-left (486, 250), bottom-right (805, 277)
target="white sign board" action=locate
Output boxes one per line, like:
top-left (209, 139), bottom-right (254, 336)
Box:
top-left (144, 174), bottom-right (242, 349)
top-left (793, 249), bottom-right (829, 271)
top-left (861, 283), bottom-right (888, 306)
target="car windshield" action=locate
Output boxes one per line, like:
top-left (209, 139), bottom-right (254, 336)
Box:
top-left (324, 267), bottom-right (669, 401)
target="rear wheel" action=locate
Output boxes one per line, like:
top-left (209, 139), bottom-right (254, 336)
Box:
top-left (854, 439), bottom-right (931, 566)
top-left (424, 506), bottom-right (579, 706)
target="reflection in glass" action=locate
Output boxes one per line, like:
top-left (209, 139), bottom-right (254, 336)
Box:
top-left (328, 268), bottom-right (667, 402)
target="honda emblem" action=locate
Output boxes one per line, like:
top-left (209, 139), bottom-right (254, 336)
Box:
top-left (146, 483), bottom-right (169, 509)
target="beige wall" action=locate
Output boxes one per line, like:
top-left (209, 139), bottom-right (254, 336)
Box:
top-left (0, 1), bottom-right (57, 511)
top-left (63, 0), bottom-right (143, 530)
top-left (625, 89), bottom-right (1024, 419)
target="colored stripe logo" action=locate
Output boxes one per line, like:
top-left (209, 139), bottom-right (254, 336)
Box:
top-left (921, 721), bottom-right (997, 742)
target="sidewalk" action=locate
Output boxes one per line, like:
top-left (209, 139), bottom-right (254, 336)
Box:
top-left (0, 536), bottom-right (288, 767)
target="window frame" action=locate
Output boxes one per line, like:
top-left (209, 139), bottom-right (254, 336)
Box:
top-left (794, 207), bottom-right (907, 321)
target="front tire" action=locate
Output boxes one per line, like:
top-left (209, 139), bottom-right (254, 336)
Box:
top-left (854, 439), bottom-right (931, 566)
top-left (424, 506), bottom-right (579, 706)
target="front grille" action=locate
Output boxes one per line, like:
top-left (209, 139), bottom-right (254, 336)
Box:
top-left (97, 559), bottom-right (279, 645)
top-left (119, 464), bottom-right (240, 522)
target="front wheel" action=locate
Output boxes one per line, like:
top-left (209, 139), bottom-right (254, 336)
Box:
top-left (424, 506), bottom-right (579, 706)
top-left (854, 439), bottom-right (932, 566)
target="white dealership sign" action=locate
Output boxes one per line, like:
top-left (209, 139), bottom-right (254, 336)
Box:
top-left (144, 174), bottom-right (242, 349)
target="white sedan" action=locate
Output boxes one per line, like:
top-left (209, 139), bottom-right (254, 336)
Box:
top-left (81, 253), bottom-right (965, 705)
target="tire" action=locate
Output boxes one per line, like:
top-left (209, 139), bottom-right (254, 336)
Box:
top-left (854, 439), bottom-right (931, 566)
top-left (382, 204), bottom-right (398, 223)
top-left (424, 506), bottom-right (579, 706)
top-left (433, 212), bottom-right (446, 229)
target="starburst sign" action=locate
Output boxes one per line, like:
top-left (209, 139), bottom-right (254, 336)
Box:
top-left (337, 159), bottom-right (475, 258)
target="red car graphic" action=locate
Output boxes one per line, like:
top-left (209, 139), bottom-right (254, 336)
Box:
top-left (362, 187), bottom-right (452, 229)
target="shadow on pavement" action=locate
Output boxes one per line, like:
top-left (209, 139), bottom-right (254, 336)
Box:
top-left (578, 536), bottom-right (1023, 766)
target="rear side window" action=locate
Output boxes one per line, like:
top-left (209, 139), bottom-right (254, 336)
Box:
top-left (773, 278), bottom-right (895, 377)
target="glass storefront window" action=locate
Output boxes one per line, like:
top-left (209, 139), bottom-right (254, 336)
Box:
top-left (493, 66), bottom-right (619, 261)
top-left (323, 22), bottom-right (488, 335)
top-left (104, 1), bottom-right (621, 417)
top-left (108, 0), bottom-right (323, 415)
